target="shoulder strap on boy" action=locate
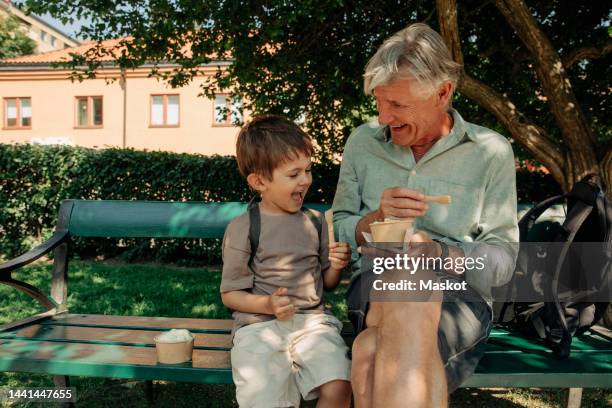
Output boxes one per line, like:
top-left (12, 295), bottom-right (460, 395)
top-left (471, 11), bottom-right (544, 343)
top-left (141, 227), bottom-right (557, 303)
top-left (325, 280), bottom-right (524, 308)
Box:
top-left (247, 196), bottom-right (322, 267)
top-left (247, 196), bottom-right (261, 268)
top-left (302, 208), bottom-right (323, 239)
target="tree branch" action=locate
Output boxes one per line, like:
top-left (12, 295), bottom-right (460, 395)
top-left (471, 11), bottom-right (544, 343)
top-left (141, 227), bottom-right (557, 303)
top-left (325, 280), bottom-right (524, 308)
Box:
top-left (436, 0), bottom-right (567, 188)
top-left (601, 149), bottom-right (612, 199)
top-left (436, 0), bottom-right (463, 66)
top-left (494, 0), bottom-right (600, 186)
top-left (460, 74), bottom-right (566, 187)
top-left (562, 41), bottom-right (612, 69)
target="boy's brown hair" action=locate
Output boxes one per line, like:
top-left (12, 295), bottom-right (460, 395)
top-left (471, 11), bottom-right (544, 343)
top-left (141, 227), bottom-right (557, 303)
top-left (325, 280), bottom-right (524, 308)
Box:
top-left (236, 114), bottom-right (314, 180)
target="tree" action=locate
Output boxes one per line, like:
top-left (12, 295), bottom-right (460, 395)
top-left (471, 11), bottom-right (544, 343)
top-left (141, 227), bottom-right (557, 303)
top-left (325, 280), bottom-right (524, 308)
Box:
top-left (18, 0), bottom-right (611, 195)
top-left (437, 0), bottom-right (611, 194)
top-left (0, 14), bottom-right (36, 59)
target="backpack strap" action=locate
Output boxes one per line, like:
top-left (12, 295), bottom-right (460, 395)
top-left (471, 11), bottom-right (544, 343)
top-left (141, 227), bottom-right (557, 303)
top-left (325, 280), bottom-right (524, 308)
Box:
top-left (548, 199), bottom-right (594, 358)
top-left (499, 194), bottom-right (566, 323)
top-left (519, 194), bottom-right (566, 241)
top-left (247, 197), bottom-right (323, 268)
top-left (302, 207), bottom-right (323, 241)
top-left (247, 197), bottom-right (261, 269)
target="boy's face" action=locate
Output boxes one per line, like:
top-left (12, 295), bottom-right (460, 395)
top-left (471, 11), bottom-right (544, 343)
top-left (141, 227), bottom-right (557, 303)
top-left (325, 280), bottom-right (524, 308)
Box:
top-left (258, 153), bottom-right (312, 215)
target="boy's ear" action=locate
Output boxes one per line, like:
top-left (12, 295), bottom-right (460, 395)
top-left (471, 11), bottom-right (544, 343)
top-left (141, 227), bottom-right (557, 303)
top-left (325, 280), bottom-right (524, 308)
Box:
top-left (246, 173), bottom-right (267, 192)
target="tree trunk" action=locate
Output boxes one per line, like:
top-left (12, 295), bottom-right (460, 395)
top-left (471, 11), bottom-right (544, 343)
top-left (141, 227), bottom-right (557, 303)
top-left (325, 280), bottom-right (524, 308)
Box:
top-left (436, 0), bottom-right (609, 196)
top-left (494, 0), bottom-right (601, 189)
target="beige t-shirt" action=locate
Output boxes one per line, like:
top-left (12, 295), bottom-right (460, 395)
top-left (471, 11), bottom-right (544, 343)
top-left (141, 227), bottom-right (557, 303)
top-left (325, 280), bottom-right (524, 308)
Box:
top-left (221, 206), bottom-right (331, 333)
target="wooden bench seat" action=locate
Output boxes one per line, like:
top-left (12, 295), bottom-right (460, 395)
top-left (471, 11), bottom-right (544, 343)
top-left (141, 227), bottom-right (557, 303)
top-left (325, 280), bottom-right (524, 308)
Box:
top-left (1, 313), bottom-right (610, 388)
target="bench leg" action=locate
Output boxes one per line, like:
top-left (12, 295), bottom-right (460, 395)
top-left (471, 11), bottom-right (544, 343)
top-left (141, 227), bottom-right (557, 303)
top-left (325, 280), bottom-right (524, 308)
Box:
top-left (145, 380), bottom-right (154, 406)
top-left (566, 387), bottom-right (583, 408)
top-left (53, 375), bottom-right (74, 408)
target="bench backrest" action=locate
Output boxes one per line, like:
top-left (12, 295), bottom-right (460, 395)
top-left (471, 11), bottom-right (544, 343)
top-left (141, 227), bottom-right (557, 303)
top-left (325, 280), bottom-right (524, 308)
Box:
top-left (57, 200), bottom-right (563, 240)
top-left (58, 200), bottom-right (331, 239)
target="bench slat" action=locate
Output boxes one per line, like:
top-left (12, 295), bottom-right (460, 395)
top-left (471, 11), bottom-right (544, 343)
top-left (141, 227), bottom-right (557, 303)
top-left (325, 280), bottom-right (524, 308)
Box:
top-left (0, 339), bottom-right (233, 383)
top-left (45, 314), bottom-right (233, 333)
top-left (66, 200), bottom-right (330, 239)
top-left (0, 324), bottom-right (232, 349)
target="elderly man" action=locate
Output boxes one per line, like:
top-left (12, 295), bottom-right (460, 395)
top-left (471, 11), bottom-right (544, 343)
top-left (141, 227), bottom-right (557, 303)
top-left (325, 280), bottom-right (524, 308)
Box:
top-left (332, 23), bottom-right (519, 407)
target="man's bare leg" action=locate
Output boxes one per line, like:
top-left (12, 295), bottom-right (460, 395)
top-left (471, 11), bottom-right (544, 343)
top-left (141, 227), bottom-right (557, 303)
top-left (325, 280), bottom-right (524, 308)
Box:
top-left (367, 274), bottom-right (448, 408)
top-left (351, 327), bottom-right (378, 408)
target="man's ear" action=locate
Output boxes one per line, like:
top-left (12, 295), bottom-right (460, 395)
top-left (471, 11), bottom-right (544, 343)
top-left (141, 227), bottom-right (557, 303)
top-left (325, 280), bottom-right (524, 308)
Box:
top-left (246, 173), bottom-right (267, 192)
top-left (436, 80), bottom-right (453, 107)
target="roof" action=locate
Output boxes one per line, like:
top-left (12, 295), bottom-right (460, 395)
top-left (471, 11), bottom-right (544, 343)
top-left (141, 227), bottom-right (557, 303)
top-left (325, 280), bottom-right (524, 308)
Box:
top-left (1, 0), bottom-right (80, 45)
top-left (0, 36), bottom-right (228, 68)
top-left (0, 38), bottom-right (125, 65)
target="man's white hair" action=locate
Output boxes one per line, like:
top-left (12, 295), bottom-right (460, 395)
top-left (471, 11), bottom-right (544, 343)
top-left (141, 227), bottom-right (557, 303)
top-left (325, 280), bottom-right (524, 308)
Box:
top-left (364, 23), bottom-right (462, 100)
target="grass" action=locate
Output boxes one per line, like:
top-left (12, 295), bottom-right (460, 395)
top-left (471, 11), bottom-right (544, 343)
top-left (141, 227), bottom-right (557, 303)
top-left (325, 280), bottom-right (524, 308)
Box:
top-left (0, 260), bottom-right (610, 407)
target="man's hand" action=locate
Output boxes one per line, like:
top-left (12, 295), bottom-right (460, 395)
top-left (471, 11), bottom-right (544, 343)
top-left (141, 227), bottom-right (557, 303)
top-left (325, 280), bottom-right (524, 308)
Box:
top-left (379, 187), bottom-right (428, 220)
top-left (329, 242), bottom-right (351, 271)
top-left (407, 230), bottom-right (441, 258)
top-left (269, 287), bottom-right (295, 321)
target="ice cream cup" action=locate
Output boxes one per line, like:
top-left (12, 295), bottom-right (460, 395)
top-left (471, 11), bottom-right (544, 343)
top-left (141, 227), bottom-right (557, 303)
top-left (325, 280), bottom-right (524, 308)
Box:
top-left (369, 219), bottom-right (414, 243)
top-left (154, 330), bottom-right (194, 364)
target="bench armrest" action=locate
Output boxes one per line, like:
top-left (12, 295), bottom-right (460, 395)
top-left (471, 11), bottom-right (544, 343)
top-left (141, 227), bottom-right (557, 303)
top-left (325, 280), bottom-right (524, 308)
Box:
top-left (0, 230), bottom-right (69, 277)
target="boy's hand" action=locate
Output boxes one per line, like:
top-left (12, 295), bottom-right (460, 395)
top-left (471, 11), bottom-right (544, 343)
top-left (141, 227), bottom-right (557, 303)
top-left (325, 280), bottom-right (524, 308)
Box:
top-left (269, 287), bottom-right (295, 321)
top-left (329, 242), bottom-right (351, 271)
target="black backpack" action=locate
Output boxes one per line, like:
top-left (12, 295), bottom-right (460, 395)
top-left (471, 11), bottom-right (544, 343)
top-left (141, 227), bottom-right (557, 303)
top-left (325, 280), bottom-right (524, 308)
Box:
top-left (498, 176), bottom-right (611, 358)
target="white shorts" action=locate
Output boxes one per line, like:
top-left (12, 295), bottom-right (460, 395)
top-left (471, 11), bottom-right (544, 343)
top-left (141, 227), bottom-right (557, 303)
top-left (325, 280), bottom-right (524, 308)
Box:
top-left (231, 313), bottom-right (351, 408)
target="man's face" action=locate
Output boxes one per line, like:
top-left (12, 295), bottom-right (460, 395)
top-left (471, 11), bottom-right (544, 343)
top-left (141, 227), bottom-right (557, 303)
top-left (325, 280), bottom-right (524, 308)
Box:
top-left (373, 78), bottom-right (446, 147)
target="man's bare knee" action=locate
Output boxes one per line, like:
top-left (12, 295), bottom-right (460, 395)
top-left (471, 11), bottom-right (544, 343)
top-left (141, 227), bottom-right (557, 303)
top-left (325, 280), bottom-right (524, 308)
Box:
top-left (351, 327), bottom-right (377, 406)
top-left (352, 327), bottom-right (377, 374)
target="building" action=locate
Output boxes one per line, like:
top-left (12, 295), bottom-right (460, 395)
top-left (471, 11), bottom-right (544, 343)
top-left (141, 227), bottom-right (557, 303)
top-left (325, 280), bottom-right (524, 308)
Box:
top-left (0, 0), bottom-right (80, 53)
top-left (0, 39), bottom-right (243, 155)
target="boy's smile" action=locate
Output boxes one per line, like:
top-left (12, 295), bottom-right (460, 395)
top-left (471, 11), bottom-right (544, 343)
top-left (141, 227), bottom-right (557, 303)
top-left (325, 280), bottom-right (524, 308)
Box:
top-left (258, 153), bottom-right (312, 215)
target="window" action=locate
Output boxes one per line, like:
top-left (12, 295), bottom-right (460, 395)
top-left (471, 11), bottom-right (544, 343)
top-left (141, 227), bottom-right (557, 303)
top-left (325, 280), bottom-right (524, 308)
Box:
top-left (40, 30), bottom-right (47, 42)
top-left (4, 97), bottom-right (32, 129)
top-left (150, 94), bottom-right (179, 127)
top-left (75, 96), bottom-right (103, 128)
top-left (51, 36), bottom-right (56, 47)
top-left (213, 95), bottom-right (242, 126)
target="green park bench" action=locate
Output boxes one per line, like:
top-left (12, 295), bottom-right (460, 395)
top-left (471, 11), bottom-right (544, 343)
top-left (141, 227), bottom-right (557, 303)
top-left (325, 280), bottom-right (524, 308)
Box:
top-left (0, 200), bottom-right (610, 407)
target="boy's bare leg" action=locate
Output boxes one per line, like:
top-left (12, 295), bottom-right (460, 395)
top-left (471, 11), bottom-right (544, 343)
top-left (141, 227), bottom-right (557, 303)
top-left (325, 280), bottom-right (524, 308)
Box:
top-left (351, 327), bottom-right (378, 408)
top-left (316, 380), bottom-right (351, 408)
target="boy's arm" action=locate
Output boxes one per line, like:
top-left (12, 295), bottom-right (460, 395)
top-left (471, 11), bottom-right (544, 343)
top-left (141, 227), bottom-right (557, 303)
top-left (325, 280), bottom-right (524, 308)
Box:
top-left (323, 242), bottom-right (351, 290)
top-left (221, 288), bottom-right (296, 321)
top-left (221, 290), bottom-right (273, 315)
top-left (323, 266), bottom-right (343, 290)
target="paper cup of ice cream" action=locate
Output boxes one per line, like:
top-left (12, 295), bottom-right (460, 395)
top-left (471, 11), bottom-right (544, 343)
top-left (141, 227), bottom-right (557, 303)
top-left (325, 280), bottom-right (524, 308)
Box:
top-left (369, 218), bottom-right (414, 243)
top-left (154, 329), bottom-right (194, 364)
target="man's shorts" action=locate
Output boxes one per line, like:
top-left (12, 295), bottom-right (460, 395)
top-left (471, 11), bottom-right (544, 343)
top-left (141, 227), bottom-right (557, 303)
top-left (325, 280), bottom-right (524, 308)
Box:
top-left (347, 269), bottom-right (492, 393)
top-left (231, 313), bottom-right (351, 408)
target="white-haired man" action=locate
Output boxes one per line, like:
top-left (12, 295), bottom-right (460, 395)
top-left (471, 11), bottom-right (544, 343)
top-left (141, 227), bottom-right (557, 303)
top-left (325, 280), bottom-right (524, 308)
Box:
top-left (332, 23), bottom-right (519, 407)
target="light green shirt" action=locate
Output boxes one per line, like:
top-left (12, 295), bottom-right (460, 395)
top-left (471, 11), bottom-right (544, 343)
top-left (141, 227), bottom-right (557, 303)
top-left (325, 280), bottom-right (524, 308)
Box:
top-left (332, 109), bottom-right (519, 300)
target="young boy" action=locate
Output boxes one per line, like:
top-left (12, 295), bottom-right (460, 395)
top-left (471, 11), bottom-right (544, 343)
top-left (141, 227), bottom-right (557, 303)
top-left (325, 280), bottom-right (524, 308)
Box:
top-left (221, 114), bottom-right (352, 408)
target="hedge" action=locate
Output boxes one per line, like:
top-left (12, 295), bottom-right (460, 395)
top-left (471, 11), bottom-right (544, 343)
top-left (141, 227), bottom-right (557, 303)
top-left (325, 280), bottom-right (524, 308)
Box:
top-left (0, 143), bottom-right (559, 263)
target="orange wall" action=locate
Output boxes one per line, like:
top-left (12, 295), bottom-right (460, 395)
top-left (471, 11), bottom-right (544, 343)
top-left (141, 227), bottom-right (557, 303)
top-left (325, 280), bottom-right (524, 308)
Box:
top-left (0, 68), bottom-right (241, 155)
